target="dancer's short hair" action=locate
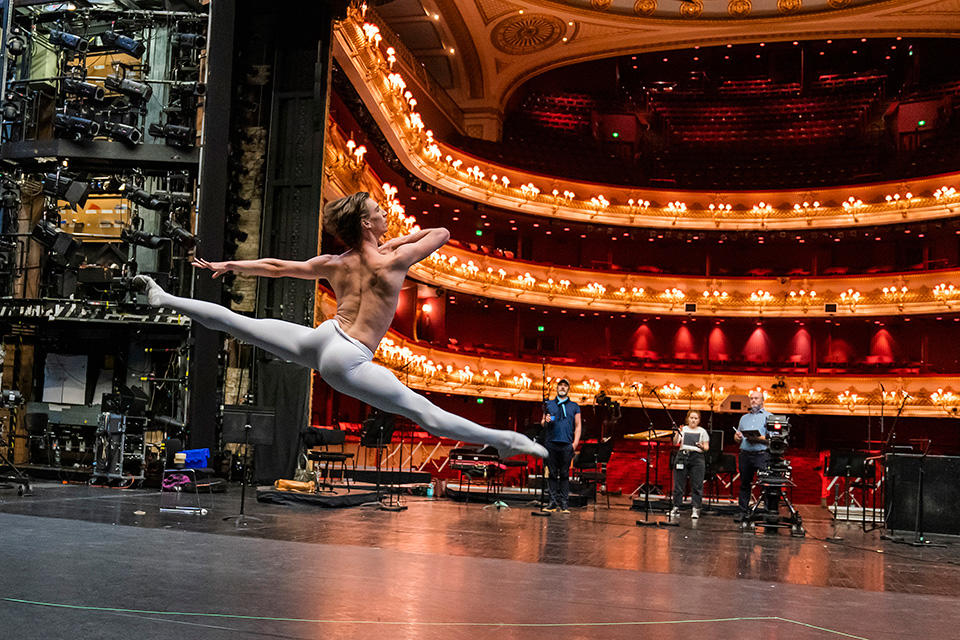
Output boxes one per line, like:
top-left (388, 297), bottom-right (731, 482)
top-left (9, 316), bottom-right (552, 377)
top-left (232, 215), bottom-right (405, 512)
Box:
top-left (323, 191), bottom-right (371, 249)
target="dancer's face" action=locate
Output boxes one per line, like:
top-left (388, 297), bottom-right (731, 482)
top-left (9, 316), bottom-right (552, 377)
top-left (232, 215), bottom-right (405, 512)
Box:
top-left (557, 382), bottom-right (569, 398)
top-left (362, 198), bottom-right (389, 239)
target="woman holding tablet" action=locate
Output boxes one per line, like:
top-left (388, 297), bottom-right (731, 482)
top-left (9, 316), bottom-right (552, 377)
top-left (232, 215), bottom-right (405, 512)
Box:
top-left (669, 410), bottom-right (710, 520)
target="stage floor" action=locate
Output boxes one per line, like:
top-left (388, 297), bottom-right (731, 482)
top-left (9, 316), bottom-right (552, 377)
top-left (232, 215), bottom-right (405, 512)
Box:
top-left (0, 482), bottom-right (957, 639)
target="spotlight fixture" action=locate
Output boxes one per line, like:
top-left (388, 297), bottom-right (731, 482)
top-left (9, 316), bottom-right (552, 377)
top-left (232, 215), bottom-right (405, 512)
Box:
top-left (5, 29), bottom-right (27, 57)
top-left (0, 181), bottom-right (20, 210)
top-left (48, 28), bottom-right (88, 52)
top-left (162, 219), bottom-right (196, 248)
top-left (148, 122), bottom-right (195, 147)
top-left (120, 183), bottom-right (164, 210)
top-left (2, 95), bottom-right (21, 121)
top-left (100, 30), bottom-right (146, 58)
top-left (64, 78), bottom-right (105, 101)
top-left (121, 226), bottom-right (165, 249)
top-left (54, 112), bottom-right (100, 141)
top-left (171, 33), bottom-right (206, 48)
top-left (31, 219), bottom-right (81, 269)
top-left (105, 74), bottom-right (153, 101)
top-left (153, 190), bottom-right (192, 208)
top-left (42, 172), bottom-right (90, 207)
top-left (102, 121), bottom-right (143, 145)
top-left (169, 81), bottom-right (206, 97)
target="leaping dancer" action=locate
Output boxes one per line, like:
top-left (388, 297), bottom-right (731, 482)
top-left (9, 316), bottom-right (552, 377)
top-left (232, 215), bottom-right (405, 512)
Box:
top-left (134, 191), bottom-right (547, 460)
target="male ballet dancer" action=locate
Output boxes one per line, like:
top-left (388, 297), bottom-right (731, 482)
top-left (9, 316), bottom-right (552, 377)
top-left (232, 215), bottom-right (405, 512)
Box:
top-left (134, 191), bottom-right (547, 460)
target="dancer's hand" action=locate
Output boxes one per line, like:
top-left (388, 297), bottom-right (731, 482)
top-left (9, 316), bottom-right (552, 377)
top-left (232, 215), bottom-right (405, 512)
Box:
top-left (192, 257), bottom-right (233, 278)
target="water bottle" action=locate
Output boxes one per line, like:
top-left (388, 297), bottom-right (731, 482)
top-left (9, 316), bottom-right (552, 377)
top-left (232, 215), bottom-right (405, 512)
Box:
top-left (426, 482), bottom-right (434, 498)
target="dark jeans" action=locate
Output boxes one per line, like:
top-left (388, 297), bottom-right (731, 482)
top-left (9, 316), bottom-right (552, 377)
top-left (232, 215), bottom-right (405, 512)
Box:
top-left (672, 450), bottom-right (705, 509)
top-left (545, 441), bottom-right (574, 508)
top-left (738, 450), bottom-right (771, 513)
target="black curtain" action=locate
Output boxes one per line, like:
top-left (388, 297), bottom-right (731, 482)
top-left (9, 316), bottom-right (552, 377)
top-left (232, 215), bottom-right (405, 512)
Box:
top-left (254, 361), bottom-right (310, 484)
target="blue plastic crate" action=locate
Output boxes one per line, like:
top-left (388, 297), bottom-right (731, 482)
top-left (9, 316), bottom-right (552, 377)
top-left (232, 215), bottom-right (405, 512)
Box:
top-left (181, 448), bottom-right (211, 469)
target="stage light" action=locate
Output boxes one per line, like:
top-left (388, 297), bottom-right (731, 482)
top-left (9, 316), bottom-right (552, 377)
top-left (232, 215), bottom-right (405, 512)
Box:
top-left (153, 191), bottom-right (192, 208)
top-left (63, 78), bottom-right (104, 101)
top-left (54, 112), bottom-right (99, 141)
top-left (6, 29), bottom-right (27, 57)
top-left (31, 219), bottom-right (81, 268)
top-left (100, 30), bottom-right (146, 58)
top-left (169, 81), bottom-right (206, 97)
top-left (121, 227), bottom-right (164, 249)
top-left (49, 28), bottom-right (88, 52)
top-left (120, 183), bottom-right (164, 210)
top-left (162, 219), bottom-right (196, 248)
top-left (171, 33), bottom-right (206, 48)
top-left (2, 96), bottom-right (20, 121)
top-left (42, 172), bottom-right (89, 207)
top-left (148, 122), bottom-right (195, 147)
top-left (105, 74), bottom-right (153, 101)
top-left (102, 121), bottom-right (142, 145)
top-left (0, 181), bottom-right (20, 210)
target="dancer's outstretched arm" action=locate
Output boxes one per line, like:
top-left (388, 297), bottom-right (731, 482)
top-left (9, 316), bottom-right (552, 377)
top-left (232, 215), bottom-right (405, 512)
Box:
top-left (391, 227), bottom-right (450, 268)
top-left (192, 256), bottom-right (333, 280)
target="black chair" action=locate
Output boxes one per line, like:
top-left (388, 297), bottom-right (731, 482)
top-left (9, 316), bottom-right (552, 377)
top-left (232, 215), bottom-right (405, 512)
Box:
top-left (303, 427), bottom-right (354, 492)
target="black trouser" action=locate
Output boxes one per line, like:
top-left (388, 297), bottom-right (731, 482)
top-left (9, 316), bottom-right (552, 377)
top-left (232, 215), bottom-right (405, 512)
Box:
top-left (545, 441), bottom-right (574, 508)
top-left (738, 450), bottom-right (771, 513)
top-left (672, 450), bottom-right (705, 509)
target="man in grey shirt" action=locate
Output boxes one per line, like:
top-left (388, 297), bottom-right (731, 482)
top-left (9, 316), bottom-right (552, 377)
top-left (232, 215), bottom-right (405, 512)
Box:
top-left (734, 390), bottom-right (772, 520)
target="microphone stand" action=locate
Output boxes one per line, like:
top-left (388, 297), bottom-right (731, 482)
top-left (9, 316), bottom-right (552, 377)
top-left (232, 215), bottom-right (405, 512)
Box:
top-left (530, 357), bottom-right (551, 516)
top-left (633, 385), bottom-right (678, 528)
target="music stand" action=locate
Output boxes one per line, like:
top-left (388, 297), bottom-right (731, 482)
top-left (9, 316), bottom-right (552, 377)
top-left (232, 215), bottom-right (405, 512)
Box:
top-left (221, 405), bottom-right (275, 526)
top-left (359, 412), bottom-right (405, 511)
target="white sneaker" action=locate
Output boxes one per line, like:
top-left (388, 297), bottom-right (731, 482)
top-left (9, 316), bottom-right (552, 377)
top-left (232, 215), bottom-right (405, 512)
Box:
top-left (691, 508), bottom-right (700, 519)
top-left (668, 507), bottom-right (680, 519)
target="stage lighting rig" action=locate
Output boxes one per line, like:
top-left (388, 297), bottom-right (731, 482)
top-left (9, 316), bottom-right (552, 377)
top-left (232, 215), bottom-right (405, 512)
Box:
top-left (104, 74), bottom-right (153, 102)
top-left (1, 179), bottom-right (21, 211)
top-left (148, 122), bottom-right (195, 147)
top-left (49, 28), bottom-right (89, 52)
top-left (121, 217), bottom-right (165, 249)
top-left (169, 81), bottom-right (206, 97)
top-left (63, 78), bottom-right (105, 102)
top-left (121, 182), bottom-right (165, 210)
top-left (152, 190), bottom-right (192, 209)
top-left (171, 33), bottom-right (205, 49)
top-left (2, 95), bottom-right (21, 121)
top-left (5, 29), bottom-right (28, 57)
top-left (102, 120), bottom-right (143, 145)
top-left (100, 30), bottom-right (146, 59)
top-left (31, 219), bottom-right (81, 270)
top-left (42, 172), bottom-right (89, 208)
top-left (54, 112), bottom-right (100, 141)
top-left (162, 219), bottom-right (196, 249)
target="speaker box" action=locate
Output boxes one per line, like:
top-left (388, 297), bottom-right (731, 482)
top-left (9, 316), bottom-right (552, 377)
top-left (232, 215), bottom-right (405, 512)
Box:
top-left (884, 454), bottom-right (960, 535)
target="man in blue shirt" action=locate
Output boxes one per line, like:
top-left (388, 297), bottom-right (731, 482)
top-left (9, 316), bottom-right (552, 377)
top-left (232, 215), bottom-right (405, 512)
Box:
top-left (540, 378), bottom-right (581, 513)
top-left (734, 389), bottom-right (772, 519)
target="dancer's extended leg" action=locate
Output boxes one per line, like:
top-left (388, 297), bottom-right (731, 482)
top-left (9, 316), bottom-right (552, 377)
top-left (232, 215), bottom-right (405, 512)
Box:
top-left (133, 275), bottom-right (318, 368)
top-left (320, 353), bottom-right (547, 459)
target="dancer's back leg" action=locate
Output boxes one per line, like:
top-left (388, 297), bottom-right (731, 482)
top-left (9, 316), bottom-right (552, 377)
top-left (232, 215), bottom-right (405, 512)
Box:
top-left (134, 276), bottom-right (319, 368)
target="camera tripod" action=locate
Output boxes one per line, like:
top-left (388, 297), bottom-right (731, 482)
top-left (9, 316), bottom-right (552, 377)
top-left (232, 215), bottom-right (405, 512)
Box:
top-left (741, 463), bottom-right (804, 537)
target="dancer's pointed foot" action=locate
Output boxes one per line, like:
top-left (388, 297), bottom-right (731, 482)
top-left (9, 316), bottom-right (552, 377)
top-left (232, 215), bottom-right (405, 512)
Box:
top-left (132, 274), bottom-right (164, 307)
top-left (495, 431), bottom-right (548, 460)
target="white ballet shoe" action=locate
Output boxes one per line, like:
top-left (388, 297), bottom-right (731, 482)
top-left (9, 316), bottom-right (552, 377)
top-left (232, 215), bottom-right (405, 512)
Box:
top-left (494, 431), bottom-right (548, 460)
top-left (132, 274), bottom-right (164, 307)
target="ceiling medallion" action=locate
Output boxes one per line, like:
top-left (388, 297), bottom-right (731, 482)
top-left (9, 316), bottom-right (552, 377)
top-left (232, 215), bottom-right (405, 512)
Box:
top-left (777, 0), bottom-right (802, 13)
top-left (728, 0), bottom-right (752, 16)
top-left (591, 0), bottom-right (613, 8)
top-left (679, 0), bottom-right (704, 18)
top-left (491, 14), bottom-right (565, 55)
top-left (634, 0), bottom-right (658, 15)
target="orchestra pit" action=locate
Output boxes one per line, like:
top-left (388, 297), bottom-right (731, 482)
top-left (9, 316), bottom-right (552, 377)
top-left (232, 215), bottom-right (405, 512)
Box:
top-left (1, 1), bottom-right (960, 638)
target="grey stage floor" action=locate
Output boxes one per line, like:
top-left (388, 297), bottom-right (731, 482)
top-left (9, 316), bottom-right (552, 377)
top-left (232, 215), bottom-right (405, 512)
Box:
top-left (0, 482), bottom-right (957, 639)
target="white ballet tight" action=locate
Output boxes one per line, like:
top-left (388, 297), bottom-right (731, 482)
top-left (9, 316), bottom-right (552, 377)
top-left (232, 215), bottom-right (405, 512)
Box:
top-left (144, 280), bottom-right (546, 459)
